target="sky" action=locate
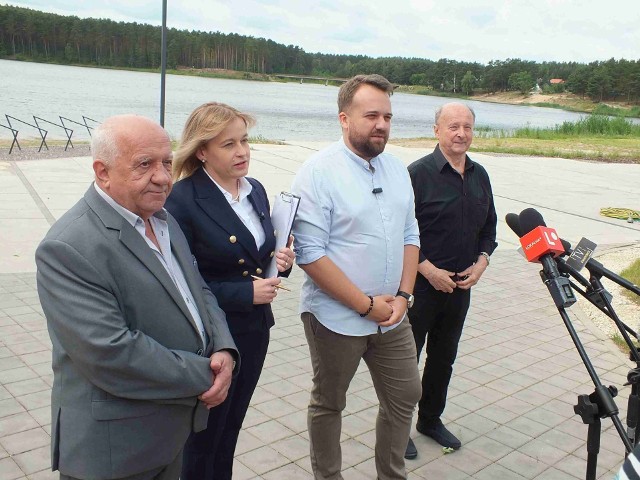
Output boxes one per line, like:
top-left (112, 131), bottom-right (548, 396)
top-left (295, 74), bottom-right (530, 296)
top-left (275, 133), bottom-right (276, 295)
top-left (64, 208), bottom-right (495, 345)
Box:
top-left (6, 0), bottom-right (639, 64)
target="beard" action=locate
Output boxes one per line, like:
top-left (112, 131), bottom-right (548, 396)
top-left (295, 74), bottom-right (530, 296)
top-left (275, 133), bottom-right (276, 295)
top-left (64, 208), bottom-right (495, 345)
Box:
top-left (348, 129), bottom-right (388, 159)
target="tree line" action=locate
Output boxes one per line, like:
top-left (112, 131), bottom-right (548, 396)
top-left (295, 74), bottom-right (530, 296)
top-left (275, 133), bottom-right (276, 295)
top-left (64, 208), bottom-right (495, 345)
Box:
top-left (1, 4), bottom-right (639, 103)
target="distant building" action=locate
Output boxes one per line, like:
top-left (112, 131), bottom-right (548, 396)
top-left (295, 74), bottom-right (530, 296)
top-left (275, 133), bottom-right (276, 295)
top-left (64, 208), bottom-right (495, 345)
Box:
top-left (550, 78), bottom-right (565, 84)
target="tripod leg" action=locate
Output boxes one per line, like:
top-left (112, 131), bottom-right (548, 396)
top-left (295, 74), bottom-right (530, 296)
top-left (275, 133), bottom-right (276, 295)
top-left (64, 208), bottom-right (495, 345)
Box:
top-left (629, 387), bottom-right (640, 447)
top-left (586, 418), bottom-right (600, 480)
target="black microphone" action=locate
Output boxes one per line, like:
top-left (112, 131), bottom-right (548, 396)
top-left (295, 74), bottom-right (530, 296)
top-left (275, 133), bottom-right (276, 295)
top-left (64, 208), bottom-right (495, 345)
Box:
top-left (372, 187), bottom-right (383, 194)
top-left (517, 208), bottom-right (576, 307)
top-left (505, 212), bottom-right (523, 237)
top-left (560, 239), bottom-right (572, 257)
top-left (564, 241), bottom-right (640, 293)
top-left (259, 212), bottom-right (266, 220)
top-left (519, 207), bottom-right (546, 232)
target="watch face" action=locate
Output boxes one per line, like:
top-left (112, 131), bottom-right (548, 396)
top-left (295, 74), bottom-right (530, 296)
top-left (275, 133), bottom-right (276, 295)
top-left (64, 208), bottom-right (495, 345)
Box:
top-left (398, 291), bottom-right (414, 308)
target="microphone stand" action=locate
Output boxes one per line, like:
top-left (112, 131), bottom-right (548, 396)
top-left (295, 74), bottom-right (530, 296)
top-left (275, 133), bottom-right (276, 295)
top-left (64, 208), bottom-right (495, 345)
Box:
top-left (585, 264), bottom-right (640, 447)
top-left (538, 258), bottom-right (633, 480)
top-left (557, 258), bottom-right (640, 450)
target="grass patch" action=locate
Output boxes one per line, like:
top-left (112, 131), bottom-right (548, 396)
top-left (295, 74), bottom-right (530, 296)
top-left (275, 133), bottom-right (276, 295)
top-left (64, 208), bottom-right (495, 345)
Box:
top-left (611, 332), bottom-right (640, 355)
top-left (514, 115), bottom-right (640, 139)
top-left (621, 258), bottom-right (640, 307)
top-left (456, 115), bottom-right (640, 161)
top-left (470, 136), bottom-right (639, 162)
top-left (249, 135), bottom-right (285, 145)
top-left (0, 138), bottom-right (89, 148)
top-left (593, 104), bottom-right (640, 118)
top-left (391, 134), bottom-right (640, 163)
top-left (395, 86), bottom-right (469, 99)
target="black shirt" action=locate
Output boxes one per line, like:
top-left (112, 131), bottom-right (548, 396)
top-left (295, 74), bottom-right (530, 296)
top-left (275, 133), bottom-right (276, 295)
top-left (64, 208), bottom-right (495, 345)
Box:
top-left (408, 144), bottom-right (497, 273)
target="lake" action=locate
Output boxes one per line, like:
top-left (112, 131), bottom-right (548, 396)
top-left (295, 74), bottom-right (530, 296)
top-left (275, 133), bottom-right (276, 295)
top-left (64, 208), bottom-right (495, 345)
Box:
top-left (0, 59), bottom-right (598, 142)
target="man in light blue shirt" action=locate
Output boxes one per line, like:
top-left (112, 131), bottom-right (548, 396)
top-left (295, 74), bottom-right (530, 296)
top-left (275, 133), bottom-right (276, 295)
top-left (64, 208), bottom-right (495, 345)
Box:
top-left (292, 74), bottom-right (422, 480)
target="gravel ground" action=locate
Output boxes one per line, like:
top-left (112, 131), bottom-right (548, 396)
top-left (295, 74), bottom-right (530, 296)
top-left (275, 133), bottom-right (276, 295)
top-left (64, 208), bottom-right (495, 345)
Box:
top-left (578, 244), bottom-right (640, 341)
top-left (0, 144), bottom-right (91, 161)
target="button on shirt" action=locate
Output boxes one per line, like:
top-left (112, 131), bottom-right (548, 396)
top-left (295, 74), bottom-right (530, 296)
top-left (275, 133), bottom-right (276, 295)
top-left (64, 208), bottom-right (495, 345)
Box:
top-left (94, 183), bottom-right (208, 346)
top-left (292, 139), bottom-right (420, 336)
top-left (408, 144), bottom-right (498, 272)
top-left (204, 169), bottom-right (266, 249)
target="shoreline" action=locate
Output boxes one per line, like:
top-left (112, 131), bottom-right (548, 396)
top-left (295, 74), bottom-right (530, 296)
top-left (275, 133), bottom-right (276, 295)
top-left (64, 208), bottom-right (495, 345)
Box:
top-left (4, 58), bottom-right (639, 119)
top-left (3, 141), bottom-right (638, 165)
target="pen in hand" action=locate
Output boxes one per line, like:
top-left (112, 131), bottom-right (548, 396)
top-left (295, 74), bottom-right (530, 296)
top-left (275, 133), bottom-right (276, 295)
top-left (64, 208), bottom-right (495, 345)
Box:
top-left (251, 275), bottom-right (292, 291)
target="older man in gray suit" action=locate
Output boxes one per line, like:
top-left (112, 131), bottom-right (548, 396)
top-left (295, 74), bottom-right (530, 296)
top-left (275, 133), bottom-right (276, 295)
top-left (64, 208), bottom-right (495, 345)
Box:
top-left (36, 115), bottom-right (238, 480)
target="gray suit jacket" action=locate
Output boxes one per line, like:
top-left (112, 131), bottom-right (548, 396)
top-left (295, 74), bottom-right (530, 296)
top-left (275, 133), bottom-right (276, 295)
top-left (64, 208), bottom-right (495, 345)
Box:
top-left (36, 185), bottom-right (238, 480)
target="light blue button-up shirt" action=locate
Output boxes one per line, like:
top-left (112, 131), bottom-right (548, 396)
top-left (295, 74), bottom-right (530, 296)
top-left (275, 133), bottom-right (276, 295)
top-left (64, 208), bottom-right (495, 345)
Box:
top-left (291, 139), bottom-right (420, 336)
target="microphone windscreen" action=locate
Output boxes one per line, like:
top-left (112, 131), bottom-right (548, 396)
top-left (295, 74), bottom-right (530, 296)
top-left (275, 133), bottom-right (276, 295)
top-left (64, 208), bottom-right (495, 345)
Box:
top-left (505, 213), bottom-right (524, 237)
top-left (519, 208), bottom-right (546, 234)
top-left (560, 239), bottom-right (572, 255)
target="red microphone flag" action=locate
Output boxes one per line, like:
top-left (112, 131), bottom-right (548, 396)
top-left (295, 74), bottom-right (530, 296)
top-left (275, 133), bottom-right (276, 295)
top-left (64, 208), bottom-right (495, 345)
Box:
top-left (519, 226), bottom-right (565, 263)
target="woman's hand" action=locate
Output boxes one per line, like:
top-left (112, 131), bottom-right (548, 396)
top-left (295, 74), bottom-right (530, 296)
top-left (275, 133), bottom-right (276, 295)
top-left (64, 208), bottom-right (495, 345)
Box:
top-left (253, 277), bottom-right (282, 304)
top-left (276, 235), bottom-right (296, 272)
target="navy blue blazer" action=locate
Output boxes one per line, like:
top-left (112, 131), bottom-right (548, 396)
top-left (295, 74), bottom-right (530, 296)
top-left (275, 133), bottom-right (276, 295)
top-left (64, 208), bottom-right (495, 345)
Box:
top-left (166, 167), bottom-right (287, 336)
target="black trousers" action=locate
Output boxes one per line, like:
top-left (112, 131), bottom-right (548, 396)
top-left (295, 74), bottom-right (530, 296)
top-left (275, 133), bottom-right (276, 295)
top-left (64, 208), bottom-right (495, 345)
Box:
top-left (407, 281), bottom-right (471, 422)
top-left (181, 325), bottom-right (270, 480)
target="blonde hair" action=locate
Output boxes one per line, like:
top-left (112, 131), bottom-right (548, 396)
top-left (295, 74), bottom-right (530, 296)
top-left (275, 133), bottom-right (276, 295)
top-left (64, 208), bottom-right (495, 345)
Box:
top-left (173, 102), bottom-right (256, 181)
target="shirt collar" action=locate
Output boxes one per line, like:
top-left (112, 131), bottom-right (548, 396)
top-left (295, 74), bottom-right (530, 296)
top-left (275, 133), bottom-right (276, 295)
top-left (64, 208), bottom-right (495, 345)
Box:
top-left (202, 166), bottom-right (252, 203)
top-left (93, 182), bottom-right (167, 227)
top-left (340, 137), bottom-right (380, 172)
top-left (434, 144), bottom-right (474, 173)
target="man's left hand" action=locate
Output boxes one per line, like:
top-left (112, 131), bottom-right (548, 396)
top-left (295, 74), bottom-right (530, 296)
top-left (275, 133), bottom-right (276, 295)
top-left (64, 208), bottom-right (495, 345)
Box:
top-left (198, 350), bottom-right (234, 409)
top-left (376, 296), bottom-right (407, 327)
top-left (454, 257), bottom-right (488, 290)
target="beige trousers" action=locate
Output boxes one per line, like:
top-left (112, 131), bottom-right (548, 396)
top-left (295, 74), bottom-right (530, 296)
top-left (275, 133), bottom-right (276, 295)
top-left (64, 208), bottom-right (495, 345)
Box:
top-left (302, 312), bottom-right (421, 480)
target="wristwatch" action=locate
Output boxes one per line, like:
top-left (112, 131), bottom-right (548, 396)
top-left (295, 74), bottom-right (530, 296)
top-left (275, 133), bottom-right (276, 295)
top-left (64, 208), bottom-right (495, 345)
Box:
top-left (396, 290), bottom-right (415, 308)
top-left (479, 251), bottom-right (490, 266)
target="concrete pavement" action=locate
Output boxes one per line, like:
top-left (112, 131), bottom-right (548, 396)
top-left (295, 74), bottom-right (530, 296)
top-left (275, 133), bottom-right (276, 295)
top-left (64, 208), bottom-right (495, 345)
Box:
top-left (1, 143), bottom-right (639, 479)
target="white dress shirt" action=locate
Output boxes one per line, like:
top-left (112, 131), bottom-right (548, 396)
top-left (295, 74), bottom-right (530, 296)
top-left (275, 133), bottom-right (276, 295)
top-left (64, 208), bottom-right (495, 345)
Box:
top-left (94, 183), bottom-right (207, 346)
top-left (203, 168), bottom-right (266, 250)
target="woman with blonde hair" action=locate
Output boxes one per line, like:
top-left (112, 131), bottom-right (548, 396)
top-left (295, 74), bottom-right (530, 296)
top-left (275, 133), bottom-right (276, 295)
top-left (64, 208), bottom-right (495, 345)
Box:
top-left (166, 102), bottom-right (295, 480)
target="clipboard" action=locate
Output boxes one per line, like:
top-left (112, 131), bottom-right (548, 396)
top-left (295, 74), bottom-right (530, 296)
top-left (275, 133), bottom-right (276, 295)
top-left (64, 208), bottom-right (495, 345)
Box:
top-left (265, 192), bottom-right (301, 278)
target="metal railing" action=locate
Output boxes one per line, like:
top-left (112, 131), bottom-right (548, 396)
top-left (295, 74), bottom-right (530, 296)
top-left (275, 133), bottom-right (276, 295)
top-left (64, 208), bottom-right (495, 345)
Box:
top-left (1, 114), bottom-right (100, 155)
top-left (0, 121), bottom-right (20, 154)
top-left (6, 114), bottom-right (48, 152)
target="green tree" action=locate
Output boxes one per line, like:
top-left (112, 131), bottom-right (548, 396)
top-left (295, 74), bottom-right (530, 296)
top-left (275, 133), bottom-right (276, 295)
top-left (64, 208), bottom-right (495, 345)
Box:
top-left (567, 66), bottom-right (590, 98)
top-left (587, 68), bottom-right (613, 102)
top-left (409, 73), bottom-right (427, 86)
top-left (508, 71), bottom-right (535, 94)
top-left (461, 70), bottom-right (476, 95)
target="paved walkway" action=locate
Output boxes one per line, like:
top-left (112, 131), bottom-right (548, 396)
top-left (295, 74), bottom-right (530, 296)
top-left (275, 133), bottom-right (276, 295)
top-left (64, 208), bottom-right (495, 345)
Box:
top-left (1, 143), bottom-right (639, 479)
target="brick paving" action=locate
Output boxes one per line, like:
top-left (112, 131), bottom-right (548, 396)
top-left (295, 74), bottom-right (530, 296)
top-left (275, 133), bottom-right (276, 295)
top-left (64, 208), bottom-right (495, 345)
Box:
top-left (1, 144), bottom-right (639, 479)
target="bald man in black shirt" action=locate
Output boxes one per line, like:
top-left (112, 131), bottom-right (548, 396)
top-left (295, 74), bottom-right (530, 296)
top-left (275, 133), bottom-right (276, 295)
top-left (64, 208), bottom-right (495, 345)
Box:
top-left (405, 103), bottom-right (497, 459)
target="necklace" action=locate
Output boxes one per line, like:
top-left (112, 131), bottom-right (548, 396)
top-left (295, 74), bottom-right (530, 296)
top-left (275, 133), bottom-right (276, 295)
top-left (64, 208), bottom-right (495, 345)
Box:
top-left (232, 179), bottom-right (241, 202)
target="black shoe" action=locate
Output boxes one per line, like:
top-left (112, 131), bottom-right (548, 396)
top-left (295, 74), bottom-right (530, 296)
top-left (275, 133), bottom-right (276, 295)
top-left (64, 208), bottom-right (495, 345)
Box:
top-left (404, 437), bottom-right (418, 460)
top-left (416, 418), bottom-right (461, 450)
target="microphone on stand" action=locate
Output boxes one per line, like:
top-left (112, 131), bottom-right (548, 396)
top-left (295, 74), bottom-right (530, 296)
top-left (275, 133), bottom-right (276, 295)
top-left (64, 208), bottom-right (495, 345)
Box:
top-left (516, 208), bottom-right (577, 307)
top-left (518, 208), bottom-right (566, 263)
top-left (505, 212), bottom-right (523, 238)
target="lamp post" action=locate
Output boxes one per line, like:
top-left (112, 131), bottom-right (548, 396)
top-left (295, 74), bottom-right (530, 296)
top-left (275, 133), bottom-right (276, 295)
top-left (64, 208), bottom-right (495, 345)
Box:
top-left (160, 0), bottom-right (167, 127)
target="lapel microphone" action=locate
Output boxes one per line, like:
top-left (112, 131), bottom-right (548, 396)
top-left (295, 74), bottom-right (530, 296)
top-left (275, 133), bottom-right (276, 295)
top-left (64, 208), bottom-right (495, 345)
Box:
top-left (372, 187), bottom-right (383, 194)
top-left (259, 212), bottom-right (266, 220)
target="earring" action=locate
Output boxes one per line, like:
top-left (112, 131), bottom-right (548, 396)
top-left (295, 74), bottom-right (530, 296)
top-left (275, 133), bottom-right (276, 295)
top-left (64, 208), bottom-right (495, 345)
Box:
top-left (199, 157), bottom-right (205, 163)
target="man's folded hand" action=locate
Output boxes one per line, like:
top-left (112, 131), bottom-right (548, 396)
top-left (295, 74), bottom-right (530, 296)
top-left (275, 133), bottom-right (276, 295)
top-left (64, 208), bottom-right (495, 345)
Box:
top-left (198, 350), bottom-right (234, 409)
